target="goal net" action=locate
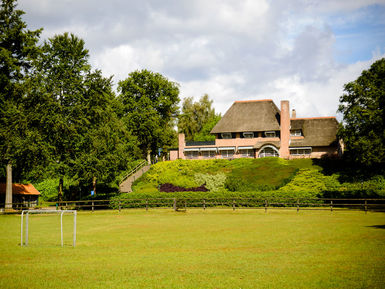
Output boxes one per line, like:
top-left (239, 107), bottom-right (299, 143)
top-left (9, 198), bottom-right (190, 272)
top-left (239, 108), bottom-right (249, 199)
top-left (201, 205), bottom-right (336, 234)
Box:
top-left (20, 210), bottom-right (77, 247)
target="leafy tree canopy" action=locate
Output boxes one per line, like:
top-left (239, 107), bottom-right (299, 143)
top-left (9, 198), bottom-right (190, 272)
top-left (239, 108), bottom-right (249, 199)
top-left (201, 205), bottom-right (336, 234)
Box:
top-left (0, 0), bottom-right (42, 175)
top-left (178, 94), bottom-right (221, 141)
top-left (338, 58), bottom-right (385, 167)
top-left (118, 69), bottom-right (180, 157)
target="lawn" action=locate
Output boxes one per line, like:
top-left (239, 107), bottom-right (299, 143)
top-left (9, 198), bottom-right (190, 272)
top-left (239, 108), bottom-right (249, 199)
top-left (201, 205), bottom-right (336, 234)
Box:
top-left (0, 209), bottom-right (384, 288)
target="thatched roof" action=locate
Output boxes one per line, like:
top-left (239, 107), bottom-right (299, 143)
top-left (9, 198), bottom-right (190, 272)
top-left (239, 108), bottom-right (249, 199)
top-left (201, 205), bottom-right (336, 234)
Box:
top-left (0, 183), bottom-right (40, 195)
top-left (290, 117), bottom-right (339, 147)
top-left (211, 100), bottom-right (281, 133)
top-left (254, 141), bottom-right (281, 149)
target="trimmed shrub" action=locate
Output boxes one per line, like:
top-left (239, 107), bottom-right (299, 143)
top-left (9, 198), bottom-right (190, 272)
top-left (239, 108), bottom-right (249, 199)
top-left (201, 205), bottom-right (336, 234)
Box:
top-left (110, 190), bottom-right (323, 209)
top-left (194, 173), bottom-right (226, 192)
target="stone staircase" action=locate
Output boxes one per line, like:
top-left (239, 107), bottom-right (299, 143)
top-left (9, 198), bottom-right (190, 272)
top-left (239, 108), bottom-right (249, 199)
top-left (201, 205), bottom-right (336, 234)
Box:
top-left (119, 161), bottom-right (150, 193)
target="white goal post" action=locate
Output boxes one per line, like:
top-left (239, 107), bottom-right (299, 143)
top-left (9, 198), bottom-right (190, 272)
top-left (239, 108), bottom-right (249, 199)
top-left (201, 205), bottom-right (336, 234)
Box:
top-left (20, 210), bottom-right (77, 247)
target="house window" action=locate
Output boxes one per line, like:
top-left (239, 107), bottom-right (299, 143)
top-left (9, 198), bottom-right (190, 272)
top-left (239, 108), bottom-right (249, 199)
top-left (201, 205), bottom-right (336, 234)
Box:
top-left (202, 150), bottom-right (216, 158)
top-left (290, 148), bottom-right (311, 156)
top-left (185, 151), bottom-right (199, 159)
top-left (239, 149), bottom-right (254, 158)
top-left (258, 146), bottom-right (279, 158)
top-left (243, 132), bottom-right (254, 138)
top-left (290, 130), bottom-right (302, 136)
top-left (221, 132), bottom-right (232, 139)
top-left (220, 150), bottom-right (234, 158)
top-left (264, 131), bottom-right (276, 137)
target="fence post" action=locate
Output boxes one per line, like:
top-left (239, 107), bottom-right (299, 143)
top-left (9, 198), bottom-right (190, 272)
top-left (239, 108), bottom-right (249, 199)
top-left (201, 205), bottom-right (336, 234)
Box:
top-left (173, 198), bottom-right (177, 211)
top-left (92, 201), bottom-right (94, 212)
top-left (233, 199), bottom-right (236, 211)
top-left (146, 199), bottom-right (148, 211)
top-left (119, 200), bottom-right (121, 212)
top-left (265, 199), bottom-right (268, 213)
top-left (330, 200), bottom-right (333, 212)
top-left (364, 199), bottom-right (367, 214)
top-left (296, 199), bottom-right (299, 213)
top-left (203, 199), bottom-right (206, 210)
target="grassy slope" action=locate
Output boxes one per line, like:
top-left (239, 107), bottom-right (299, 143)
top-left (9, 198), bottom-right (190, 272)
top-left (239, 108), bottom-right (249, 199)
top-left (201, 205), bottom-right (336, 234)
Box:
top-left (133, 158), bottom-right (316, 193)
top-left (1, 210), bottom-right (384, 289)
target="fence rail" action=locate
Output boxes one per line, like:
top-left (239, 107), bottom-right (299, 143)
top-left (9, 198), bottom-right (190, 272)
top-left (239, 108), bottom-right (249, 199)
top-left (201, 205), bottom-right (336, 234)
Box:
top-left (2, 198), bottom-right (385, 213)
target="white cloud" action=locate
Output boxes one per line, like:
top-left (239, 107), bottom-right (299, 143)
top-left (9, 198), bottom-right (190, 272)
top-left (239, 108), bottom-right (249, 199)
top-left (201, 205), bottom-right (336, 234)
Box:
top-left (18, 0), bottom-right (385, 119)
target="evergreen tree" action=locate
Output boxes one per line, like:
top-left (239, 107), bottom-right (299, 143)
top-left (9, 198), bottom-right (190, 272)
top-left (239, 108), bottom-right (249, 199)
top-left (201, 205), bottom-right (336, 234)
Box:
top-left (33, 33), bottom-right (140, 199)
top-left (0, 0), bottom-right (41, 209)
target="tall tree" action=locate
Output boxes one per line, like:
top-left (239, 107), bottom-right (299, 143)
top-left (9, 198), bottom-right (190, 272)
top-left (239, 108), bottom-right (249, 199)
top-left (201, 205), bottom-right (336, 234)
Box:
top-left (178, 94), bottom-right (221, 141)
top-left (33, 32), bottom-right (90, 200)
top-left (0, 0), bottom-right (41, 209)
top-left (118, 69), bottom-right (180, 158)
top-left (338, 58), bottom-right (385, 167)
top-left (32, 33), bottom-right (140, 199)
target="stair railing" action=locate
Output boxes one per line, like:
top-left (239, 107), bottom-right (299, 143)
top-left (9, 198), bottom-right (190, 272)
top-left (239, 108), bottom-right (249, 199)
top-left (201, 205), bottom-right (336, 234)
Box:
top-left (119, 160), bottom-right (149, 185)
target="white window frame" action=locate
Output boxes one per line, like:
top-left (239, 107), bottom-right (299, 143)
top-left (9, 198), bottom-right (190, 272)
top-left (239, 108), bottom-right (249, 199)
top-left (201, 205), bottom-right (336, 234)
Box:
top-left (290, 147), bottom-right (312, 156)
top-left (243, 132), bottom-right (254, 138)
top-left (201, 150), bottom-right (216, 158)
top-left (221, 132), bottom-right (232, 139)
top-left (185, 151), bottom-right (199, 159)
top-left (258, 145), bottom-right (279, 158)
top-left (221, 150), bottom-right (234, 158)
top-left (264, 131), bottom-right (276, 137)
top-left (240, 149), bottom-right (254, 158)
top-left (290, 130), bottom-right (302, 136)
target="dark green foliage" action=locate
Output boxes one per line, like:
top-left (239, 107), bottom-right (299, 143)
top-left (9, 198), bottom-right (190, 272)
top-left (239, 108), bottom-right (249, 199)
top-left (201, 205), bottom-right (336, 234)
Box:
top-left (338, 58), bottom-right (385, 167)
top-left (0, 0), bottom-right (43, 176)
top-left (178, 94), bottom-right (221, 141)
top-left (118, 69), bottom-right (180, 158)
top-left (26, 33), bottom-right (141, 199)
top-left (110, 190), bottom-right (322, 209)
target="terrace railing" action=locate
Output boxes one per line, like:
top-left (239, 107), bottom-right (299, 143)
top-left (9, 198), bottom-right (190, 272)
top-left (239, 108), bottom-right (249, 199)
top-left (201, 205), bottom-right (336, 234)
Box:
top-left (185, 140), bottom-right (216, 146)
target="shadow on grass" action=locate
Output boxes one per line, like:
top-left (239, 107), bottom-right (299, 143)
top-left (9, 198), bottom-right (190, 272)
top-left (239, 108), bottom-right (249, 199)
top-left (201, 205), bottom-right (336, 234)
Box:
top-left (367, 225), bottom-right (385, 229)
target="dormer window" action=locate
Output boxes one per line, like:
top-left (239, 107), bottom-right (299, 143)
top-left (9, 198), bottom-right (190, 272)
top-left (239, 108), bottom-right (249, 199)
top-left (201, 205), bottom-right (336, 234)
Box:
top-left (264, 131), bottom-right (276, 137)
top-left (290, 130), bottom-right (302, 136)
top-left (221, 132), bottom-right (232, 139)
top-left (243, 132), bottom-right (254, 138)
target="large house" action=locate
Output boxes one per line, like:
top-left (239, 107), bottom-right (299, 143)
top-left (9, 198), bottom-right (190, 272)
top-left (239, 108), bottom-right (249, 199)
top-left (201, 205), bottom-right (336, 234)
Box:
top-left (170, 99), bottom-right (340, 160)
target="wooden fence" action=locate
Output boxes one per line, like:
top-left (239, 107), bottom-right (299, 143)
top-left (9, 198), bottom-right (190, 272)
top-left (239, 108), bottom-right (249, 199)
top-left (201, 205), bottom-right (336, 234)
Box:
top-left (2, 198), bottom-right (385, 213)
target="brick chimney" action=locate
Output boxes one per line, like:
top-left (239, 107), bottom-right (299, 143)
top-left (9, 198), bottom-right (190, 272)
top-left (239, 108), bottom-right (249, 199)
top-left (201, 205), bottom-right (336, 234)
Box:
top-left (178, 133), bottom-right (185, 159)
top-left (292, 109), bottom-right (296, 118)
top-left (280, 100), bottom-right (290, 159)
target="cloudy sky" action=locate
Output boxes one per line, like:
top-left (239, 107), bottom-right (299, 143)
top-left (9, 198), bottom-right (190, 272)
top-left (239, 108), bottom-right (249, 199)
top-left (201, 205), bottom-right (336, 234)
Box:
top-left (18, 0), bottom-right (385, 118)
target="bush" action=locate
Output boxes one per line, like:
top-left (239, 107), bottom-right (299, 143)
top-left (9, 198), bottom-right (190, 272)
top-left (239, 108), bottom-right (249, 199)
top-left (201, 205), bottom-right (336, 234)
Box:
top-left (110, 190), bottom-right (323, 209)
top-left (194, 173), bottom-right (226, 192)
top-left (279, 169), bottom-right (340, 197)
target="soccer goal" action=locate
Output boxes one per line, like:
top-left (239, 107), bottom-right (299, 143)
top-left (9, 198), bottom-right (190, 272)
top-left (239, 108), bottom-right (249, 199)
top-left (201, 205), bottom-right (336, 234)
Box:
top-left (20, 210), bottom-right (77, 247)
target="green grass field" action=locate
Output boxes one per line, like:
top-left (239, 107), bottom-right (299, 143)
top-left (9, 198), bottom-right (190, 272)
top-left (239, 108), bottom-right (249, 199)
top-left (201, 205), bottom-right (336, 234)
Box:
top-left (1, 209), bottom-right (384, 288)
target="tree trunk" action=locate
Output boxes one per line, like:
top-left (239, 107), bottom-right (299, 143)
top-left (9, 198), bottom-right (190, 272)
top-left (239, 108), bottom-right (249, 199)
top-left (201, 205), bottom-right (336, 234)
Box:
top-left (58, 178), bottom-right (63, 203)
top-left (5, 162), bottom-right (12, 210)
top-left (92, 176), bottom-right (96, 195)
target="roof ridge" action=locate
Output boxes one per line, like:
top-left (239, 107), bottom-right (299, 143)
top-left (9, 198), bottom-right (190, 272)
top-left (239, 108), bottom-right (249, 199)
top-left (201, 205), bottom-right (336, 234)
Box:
top-left (234, 99), bottom-right (273, 103)
top-left (291, 116), bottom-right (336, 120)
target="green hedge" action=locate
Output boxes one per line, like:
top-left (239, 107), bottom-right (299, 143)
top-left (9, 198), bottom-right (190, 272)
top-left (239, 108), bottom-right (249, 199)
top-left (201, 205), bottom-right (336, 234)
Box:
top-left (110, 190), bottom-right (323, 209)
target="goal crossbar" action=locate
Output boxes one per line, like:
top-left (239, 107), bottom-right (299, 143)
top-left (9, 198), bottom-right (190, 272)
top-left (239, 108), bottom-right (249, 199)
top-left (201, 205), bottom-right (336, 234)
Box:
top-left (21, 210), bottom-right (77, 247)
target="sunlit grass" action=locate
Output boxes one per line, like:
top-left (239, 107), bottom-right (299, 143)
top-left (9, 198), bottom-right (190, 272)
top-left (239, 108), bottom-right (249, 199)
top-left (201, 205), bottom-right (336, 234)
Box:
top-left (0, 209), bottom-right (384, 288)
